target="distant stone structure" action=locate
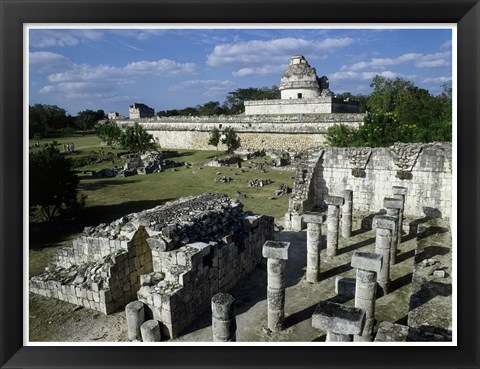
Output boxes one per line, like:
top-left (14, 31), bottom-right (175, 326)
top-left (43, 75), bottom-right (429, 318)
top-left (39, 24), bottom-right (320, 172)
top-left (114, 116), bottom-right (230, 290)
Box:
top-left (244, 55), bottom-right (359, 115)
top-left (29, 194), bottom-right (274, 339)
top-left (113, 54), bottom-right (364, 151)
top-left (129, 103), bottom-right (155, 119)
top-left (108, 111), bottom-right (125, 120)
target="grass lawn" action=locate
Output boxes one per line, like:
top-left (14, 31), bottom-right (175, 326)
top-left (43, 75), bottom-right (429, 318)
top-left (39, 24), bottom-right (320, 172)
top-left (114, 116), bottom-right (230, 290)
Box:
top-left (29, 134), bottom-right (295, 275)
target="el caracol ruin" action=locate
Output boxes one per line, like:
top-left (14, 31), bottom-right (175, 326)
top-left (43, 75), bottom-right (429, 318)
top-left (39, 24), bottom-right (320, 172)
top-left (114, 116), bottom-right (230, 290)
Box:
top-left (30, 55), bottom-right (453, 343)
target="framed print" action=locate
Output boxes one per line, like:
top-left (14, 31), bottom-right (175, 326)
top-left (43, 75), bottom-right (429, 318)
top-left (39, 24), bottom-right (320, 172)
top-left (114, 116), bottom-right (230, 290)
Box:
top-left (1, 0), bottom-right (479, 368)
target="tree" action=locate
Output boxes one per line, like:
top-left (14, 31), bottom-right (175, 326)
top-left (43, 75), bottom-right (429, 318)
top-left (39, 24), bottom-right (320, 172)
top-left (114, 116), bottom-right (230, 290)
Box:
top-left (75, 109), bottom-right (105, 131)
top-left (97, 121), bottom-right (122, 147)
top-left (325, 124), bottom-right (356, 147)
top-left (29, 144), bottom-right (81, 221)
top-left (29, 104), bottom-right (73, 138)
top-left (224, 86), bottom-right (280, 114)
top-left (208, 127), bottom-right (221, 156)
top-left (119, 123), bottom-right (158, 153)
top-left (221, 127), bottom-right (240, 153)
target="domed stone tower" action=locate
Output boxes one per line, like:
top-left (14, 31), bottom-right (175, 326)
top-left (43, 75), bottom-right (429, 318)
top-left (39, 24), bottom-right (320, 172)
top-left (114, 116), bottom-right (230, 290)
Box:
top-left (279, 55), bottom-right (322, 99)
top-left (243, 54), bottom-right (358, 115)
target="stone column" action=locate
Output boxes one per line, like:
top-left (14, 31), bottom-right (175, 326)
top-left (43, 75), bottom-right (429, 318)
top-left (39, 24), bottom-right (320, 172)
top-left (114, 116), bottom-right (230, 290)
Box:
top-left (211, 293), bottom-right (236, 342)
top-left (341, 190), bottom-right (353, 238)
top-left (262, 240), bottom-right (290, 332)
top-left (303, 212), bottom-right (323, 283)
top-left (125, 300), bottom-right (145, 341)
top-left (393, 186), bottom-right (408, 249)
top-left (141, 319), bottom-right (161, 342)
top-left (312, 300), bottom-right (365, 342)
top-left (350, 251), bottom-right (383, 342)
top-left (384, 197), bottom-right (403, 265)
top-left (324, 195), bottom-right (345, 257)
top-left (372, 215), bottom-right (396, 295)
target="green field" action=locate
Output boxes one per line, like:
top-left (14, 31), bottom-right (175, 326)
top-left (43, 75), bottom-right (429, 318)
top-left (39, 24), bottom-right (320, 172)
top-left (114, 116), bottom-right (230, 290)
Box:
top-left (29, 134), bottom-right (295, 276)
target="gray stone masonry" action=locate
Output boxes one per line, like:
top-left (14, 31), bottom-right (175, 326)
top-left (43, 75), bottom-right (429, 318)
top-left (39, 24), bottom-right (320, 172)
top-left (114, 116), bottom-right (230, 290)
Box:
top-left (211, 293), bottom-right (236, 342)
top-left (335, 277), bottom-right (356, 297)
top-left (302, 212), bottom-right (323, 283)
top-left (141, 320), bottom-right (161, 342)
top-left (324, 195), bottom-right (344, 257)
top-left (350, 251), bottom-right (383, 273)
top-left (341, 190), bottom-right (353, 238)
top-left (30, 193), bottom-right (274, 340)
top-left (285, 143), bottom-right (452, 232)
top-left (312, 300), bottom-right (365, 342)
top-left (263, 241), bottom-right (290, 331)
top-left (351, 251), bottom-right (383, 342)
top-left (383, 197), bottom-right (403, 265)
top-left (392, 186), bottom-right (408, 253)
top-left (125, 301), bottom-right (145, 341)
top-left (372, 215), bottom-right (396, 295)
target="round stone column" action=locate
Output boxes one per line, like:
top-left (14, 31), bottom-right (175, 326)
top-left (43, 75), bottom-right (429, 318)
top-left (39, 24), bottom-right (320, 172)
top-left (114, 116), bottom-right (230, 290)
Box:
top-left (341, 190), bottom-right (353, 238)
top-left (303, 212), bottom-right (323, 283)
top-left (262, 241), bottom-right (290, 332)
top-left (384, 197), bottom-right (403, 265)
top-left (374, 228), bottom-right (391, 295)
top-left (141, 319), bottom-right (161, 342)
top-left (211, 293), bottom-right (236, 342)
top-left (125, 300), bottom-right (145, 341)
top-left (324, 195), bottom-right (344, 257)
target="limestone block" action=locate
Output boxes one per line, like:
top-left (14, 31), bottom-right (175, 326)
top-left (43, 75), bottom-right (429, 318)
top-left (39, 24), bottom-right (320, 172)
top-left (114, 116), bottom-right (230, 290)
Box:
top-left (384, 197), bottom-right (403, 209)
top-left (351, 251), bottom-right (383, 273)
top-left (302, 211), bottom-right (323, 224)
top-left (312, 301), bottom-right (365, 335)
top-left (324, 195), bottom-right (345, 207)
top-left (335, 277), bottom-right (356, 297)
top-left (373, 215), bottom-right (397, 231)
top-left (262, 241), bottom-right (290, 260)
top-left (393, 186), bottom-right (408, 196)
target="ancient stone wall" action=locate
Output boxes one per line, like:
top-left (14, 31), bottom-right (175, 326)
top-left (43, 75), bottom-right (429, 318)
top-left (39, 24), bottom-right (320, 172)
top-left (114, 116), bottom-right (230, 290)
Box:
top-left (138, 213), bottom-right (273, 338)
top-left (244, 98), bottom-right (359, 115)
top-left (29, 194), bottom-right (274, 337)
top-left (285, 143), bottom-right (452, 230)
top-left (30, 223), bottom-right (154, 314)
top-left (116, 114), bottom-right (365, 151)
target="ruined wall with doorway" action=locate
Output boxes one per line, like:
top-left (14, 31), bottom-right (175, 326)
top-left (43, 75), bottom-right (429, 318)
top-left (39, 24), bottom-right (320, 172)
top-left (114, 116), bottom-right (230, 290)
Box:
top-left (285, 143), bottom-right (452, 230)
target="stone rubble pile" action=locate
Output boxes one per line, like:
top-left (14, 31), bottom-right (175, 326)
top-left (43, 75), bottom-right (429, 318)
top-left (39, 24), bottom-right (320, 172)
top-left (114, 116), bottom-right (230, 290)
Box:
top-left (214, 176), bottom-right (234, 183)
top-left (273, 183), bottom-right (291, 196)
top-left (204, 156), bottom-right (243, 167)
top-left (247, 178), bottom-right (273, 187)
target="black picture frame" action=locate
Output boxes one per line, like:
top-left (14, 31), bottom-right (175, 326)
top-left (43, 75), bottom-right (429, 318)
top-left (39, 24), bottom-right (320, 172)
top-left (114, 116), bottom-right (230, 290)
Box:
top-left (1, 0), bottom-right (479, 368)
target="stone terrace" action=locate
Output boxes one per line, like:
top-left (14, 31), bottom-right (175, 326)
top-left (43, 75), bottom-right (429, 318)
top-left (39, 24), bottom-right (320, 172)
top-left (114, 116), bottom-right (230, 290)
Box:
top-left (30, 193), bottom-right (274, 337)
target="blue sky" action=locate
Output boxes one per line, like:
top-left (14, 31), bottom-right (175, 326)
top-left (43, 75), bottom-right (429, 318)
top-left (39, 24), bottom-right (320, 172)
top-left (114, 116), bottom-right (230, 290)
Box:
top-left (28, 27), bottom-right (453, 116)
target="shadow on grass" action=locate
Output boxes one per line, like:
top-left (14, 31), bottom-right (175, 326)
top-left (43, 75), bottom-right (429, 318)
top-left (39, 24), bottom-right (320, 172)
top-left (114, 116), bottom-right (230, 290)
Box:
top-left (78, 178), bottom-right (142, 191)
top-left (29, 199), bottom-right (174, 249)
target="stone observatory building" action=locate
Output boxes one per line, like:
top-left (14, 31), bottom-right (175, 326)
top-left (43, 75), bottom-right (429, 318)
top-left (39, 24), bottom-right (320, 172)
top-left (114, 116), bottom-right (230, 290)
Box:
top-left (244, 54), bottom-right (359, 115)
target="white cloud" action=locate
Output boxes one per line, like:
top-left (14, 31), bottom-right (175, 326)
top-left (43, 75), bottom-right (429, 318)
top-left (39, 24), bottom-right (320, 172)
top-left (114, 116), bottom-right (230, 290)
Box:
top-left (330, 70), bottom-right (401, 81)
top-left (39, 85), bottom-right (54, 93)
top-left (170, 80), bottom-right (233, 97)
top-left (29, 29), bottom-right (167, 49)
top-left (206, 37), bottom-right (354, 76)
top-left (30, 30), bottom-right (79, 48)
top-left (441, 40), bottom-right (452, 49)
top-left (232, 65), bottom-right (285, 77)
top-left (29, 51), bottom-right (72, 72)
top-left (341, 51), bottom-right (451, 71)
top-left (47, 59), bottom-right (196, 84)
top-left (38, 58), bottom-right (196, 100)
